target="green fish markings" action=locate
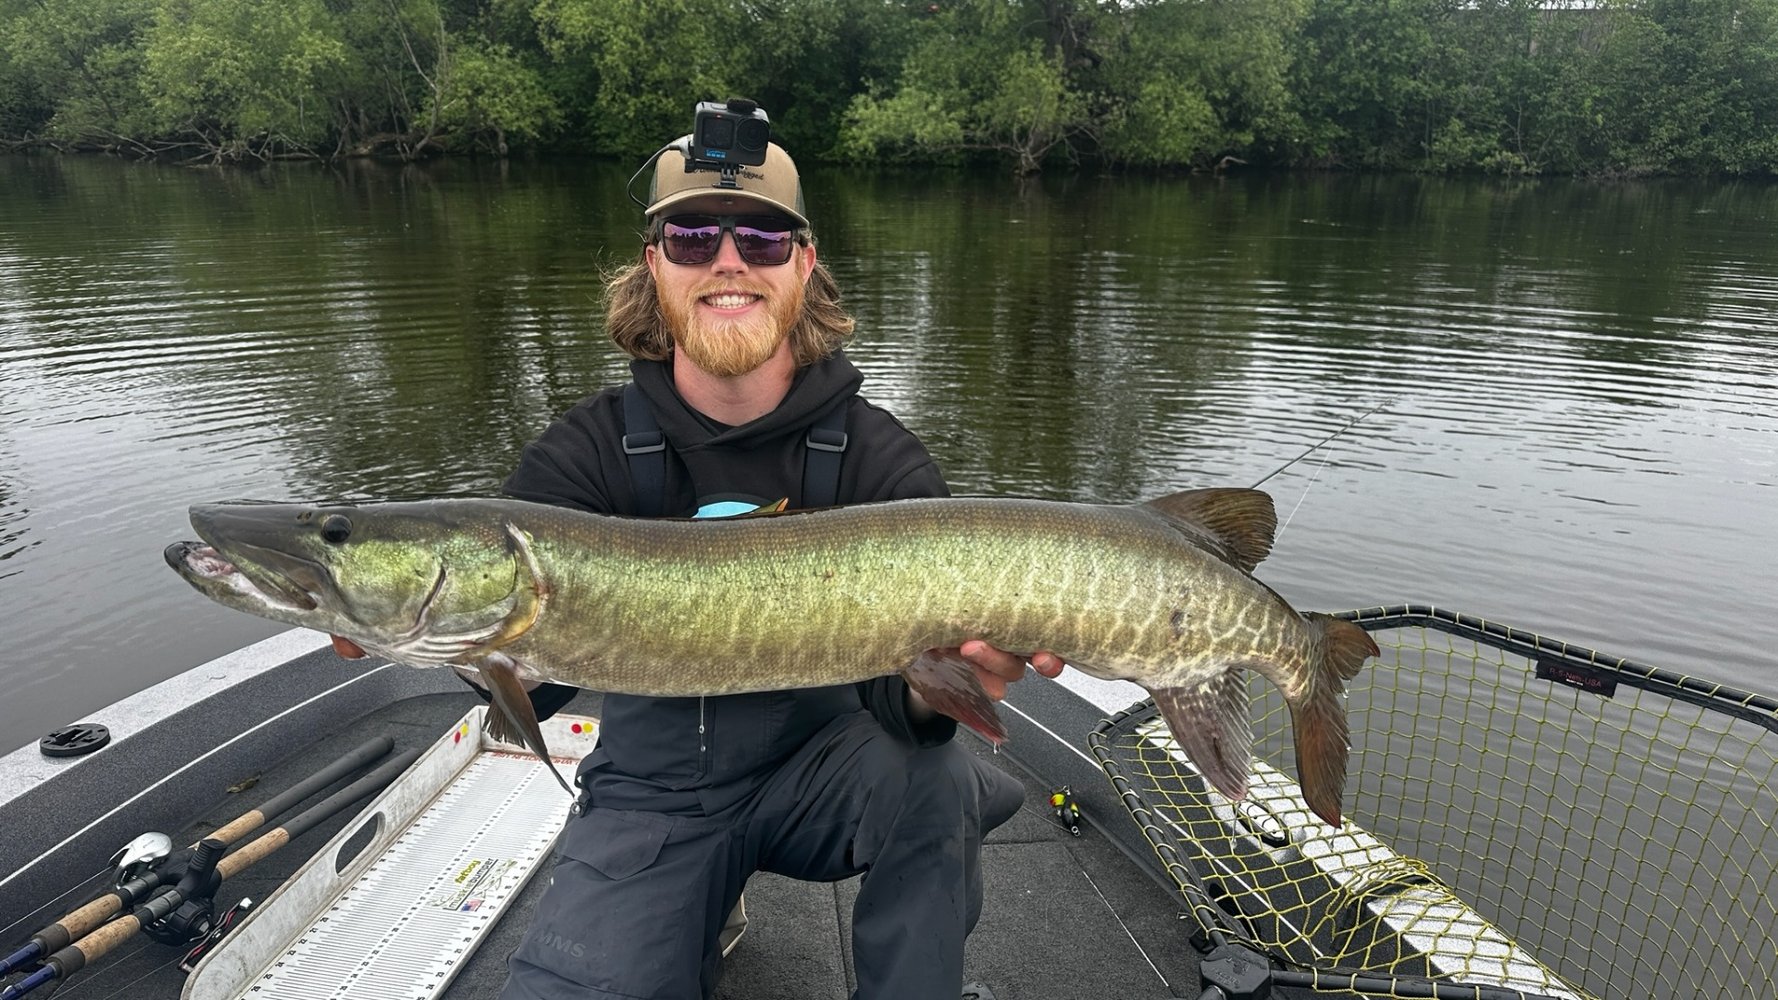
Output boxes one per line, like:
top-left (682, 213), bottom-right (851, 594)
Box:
top-left (165, 487), bottom-right (1377, 825)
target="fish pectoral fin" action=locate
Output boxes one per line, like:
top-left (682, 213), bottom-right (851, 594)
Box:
top-left (1150, 667), bottom-right (1254, 804)
top-left (1139, 488), bottom-right (1277, 573)
top-left (902, 648), bottom-right (1009, 746)
top-left (473, 652), bottom-right (573, 796)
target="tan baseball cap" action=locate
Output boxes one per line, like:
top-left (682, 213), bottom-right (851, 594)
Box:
top-left (646, 139), bottom-right (809, 228)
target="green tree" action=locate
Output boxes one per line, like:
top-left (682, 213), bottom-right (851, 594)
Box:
top-left (140, 0), bottom-right (348, 158)
top-left (1612, 0), bottom-right (1778, 174)
top-left (426, 38), bottom-right (560, 154)
top-left (1096, 0), bottom-right (1309, 169)
top-left (1287, 0), bottom-right (1440, 169)
top-left (841, 0), bottom-right (1094, 174)
top-left (530, 0), bottom-right (747, 155)
top-left (722, 0), bottom-right (921, 158)
top-left (0, 0), bottom-right (156, 146)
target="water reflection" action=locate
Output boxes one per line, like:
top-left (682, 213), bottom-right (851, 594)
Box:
top-left (0, 155), bottom-right (1774, 743)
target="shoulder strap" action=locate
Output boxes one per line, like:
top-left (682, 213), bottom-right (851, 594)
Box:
top-left (621, 383), bottom-right (668, 517)
top-left (801, 403), bottom-right (849, 509)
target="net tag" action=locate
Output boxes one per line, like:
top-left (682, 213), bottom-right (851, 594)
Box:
top-left (1535, 655), bottom-right (1618, 698)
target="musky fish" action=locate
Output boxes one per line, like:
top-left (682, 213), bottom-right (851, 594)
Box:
top-left (164, 488), bottom-right (1377, 824)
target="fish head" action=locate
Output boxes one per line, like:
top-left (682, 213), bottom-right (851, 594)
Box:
top-left (165, 500), bottom-right (537, 663)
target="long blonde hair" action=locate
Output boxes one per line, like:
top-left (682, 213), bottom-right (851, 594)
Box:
top-left (604, 236), bottom-right (856, 365)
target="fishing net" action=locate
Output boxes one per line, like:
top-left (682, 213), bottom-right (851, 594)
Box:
top-left (1091, 605), bottom-right (1778, 1000)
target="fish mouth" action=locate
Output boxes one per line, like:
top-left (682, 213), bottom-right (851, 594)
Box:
top-left (164, 539), bottom-right (324, 613)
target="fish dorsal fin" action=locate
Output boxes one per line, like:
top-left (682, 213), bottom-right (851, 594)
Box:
top-left (1140, 487), bottom-right (1278, 572)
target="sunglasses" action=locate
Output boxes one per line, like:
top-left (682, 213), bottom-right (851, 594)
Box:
top-left (658, 214), bottom-right (802, 266)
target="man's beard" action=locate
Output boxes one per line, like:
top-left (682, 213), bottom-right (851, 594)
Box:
top-left (662, 273), bottom-right (806, 378)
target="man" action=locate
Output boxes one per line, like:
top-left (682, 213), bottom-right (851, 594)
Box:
top-left (494, 137), bottom-right (1063, 1000)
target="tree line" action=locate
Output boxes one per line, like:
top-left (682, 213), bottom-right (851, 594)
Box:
top-left (2, 0), bottom-right (1774, 176)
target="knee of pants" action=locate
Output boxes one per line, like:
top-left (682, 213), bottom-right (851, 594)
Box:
top-left (504, 808), bottom-right (730, 1000)
top-left (896, 743), bottom-right (1021, 831)
top-left (978, 759), bottom-right (1024, 832)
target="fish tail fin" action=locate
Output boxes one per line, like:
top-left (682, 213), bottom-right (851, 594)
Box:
top-left (1290, 613), bottom-right (1379, 826)
top-left (902, 648), bottom-right (1009, 745)
top-left (476, 653), bottom-right (575, 796)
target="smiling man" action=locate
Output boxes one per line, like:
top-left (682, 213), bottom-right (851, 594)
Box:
top-left (492, 135), bottom-right (1063, 1000)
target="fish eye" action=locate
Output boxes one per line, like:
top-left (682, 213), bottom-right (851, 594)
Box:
top-left (320, 514), bottom-right (352, 544)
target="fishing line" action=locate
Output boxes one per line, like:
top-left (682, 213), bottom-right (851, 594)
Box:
top-left (1276, 446), bottom-right (1335, 539)
top-left (1250, 399), bottom-right (1386, 542)
top-left (80, 949), bottom-right (183, 1000)
top-left (0, 865), bottom-right (109, 944)
top-left (0, 661), bottom-right (398, 900)
top-left (1248, 400), bottom-right (1387, 491)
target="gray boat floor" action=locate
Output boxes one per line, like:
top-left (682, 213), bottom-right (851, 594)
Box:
top-left (41, 691), bottom-right (1201, 1000)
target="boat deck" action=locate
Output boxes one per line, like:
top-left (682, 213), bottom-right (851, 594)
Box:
top-left (38, 690), bottom-right (1202, 1000)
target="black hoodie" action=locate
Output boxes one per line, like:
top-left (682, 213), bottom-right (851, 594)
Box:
top-left (502, 352), bottom-right (954, 815)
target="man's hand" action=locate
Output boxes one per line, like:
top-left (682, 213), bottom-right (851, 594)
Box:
top-left (904, 641), bottom-right (1065, 723)
top-left (958, 640), bottom-right (1065, 701)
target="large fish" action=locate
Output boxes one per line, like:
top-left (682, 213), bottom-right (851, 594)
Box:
top-left (164, 488), bottom-right (1377, 824)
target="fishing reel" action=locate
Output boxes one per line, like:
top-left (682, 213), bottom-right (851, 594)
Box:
top-left (142, 838), bottom-right (226, 946)
top-left (109, 832), bottom-right (172, 885)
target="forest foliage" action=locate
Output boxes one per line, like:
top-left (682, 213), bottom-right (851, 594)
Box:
top-left (2, 0), bottom-right (1774, 175)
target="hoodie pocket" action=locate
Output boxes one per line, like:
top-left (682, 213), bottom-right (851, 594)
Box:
top-left (560, 807), bottom-right (670, 881)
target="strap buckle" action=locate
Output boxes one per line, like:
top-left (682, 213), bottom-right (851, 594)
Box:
top-left (805, 428), bottom-right (848, 453)
top-left (623, 431), bottom-right (666, 455)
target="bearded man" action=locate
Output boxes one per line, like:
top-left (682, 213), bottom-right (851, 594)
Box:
top-left (491, 139), bottom-right (1064, 1000)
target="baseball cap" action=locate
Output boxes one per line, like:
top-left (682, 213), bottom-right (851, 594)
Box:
top-left (646, 139), bottom-right (809, 228)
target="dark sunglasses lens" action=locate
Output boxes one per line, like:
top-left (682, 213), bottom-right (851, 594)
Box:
top-left (733, 226), bottom-right (795, 265)
top-left (662, 222), bottom-right (721, 264)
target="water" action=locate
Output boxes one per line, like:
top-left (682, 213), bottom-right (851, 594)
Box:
top-left (1, 156), bottom-right (1774, 746)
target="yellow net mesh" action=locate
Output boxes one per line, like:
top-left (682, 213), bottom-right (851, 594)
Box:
top-left (1090, 605), bottom-right (1778, 999)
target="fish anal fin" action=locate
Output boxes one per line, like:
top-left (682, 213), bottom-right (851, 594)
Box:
top-left (1140, 488), bottom-right (1278, 573)
top-left (1151, 668), bottom-right (1254, 803)
top-left (474, 651), bottom-right (573, 796)
top-left (903, 648), bottom-right (1009, 745)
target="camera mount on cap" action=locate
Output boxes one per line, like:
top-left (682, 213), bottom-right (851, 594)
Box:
top-left (625, 97), bottom-right (775, 209)
top-left (688, 98), bottom-right (771, 184)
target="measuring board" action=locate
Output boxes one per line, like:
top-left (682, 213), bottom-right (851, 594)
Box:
top-left (184, 708), bottom-right (600, 1000)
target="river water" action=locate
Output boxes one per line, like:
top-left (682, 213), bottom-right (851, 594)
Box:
top-left (1, 155), bottom-right (1774, 745)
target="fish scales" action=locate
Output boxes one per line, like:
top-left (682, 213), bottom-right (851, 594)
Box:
top-left (166, 488), bottom-right (1379, 824)
top-left (487, 497), bottom-right (1295, 696)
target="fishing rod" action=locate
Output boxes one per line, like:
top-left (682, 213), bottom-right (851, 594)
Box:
top-left (0, 735), bottom-right (395, 980)
top-left (1249, 400), bottom-right (1388, 490)
top-left (1, 744), bottom-right (422, 1000)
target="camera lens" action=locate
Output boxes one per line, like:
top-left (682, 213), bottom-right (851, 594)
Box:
top-left (700, 117), bottom-right (736, 150)
top-left (736, 119), bottom-right (769, 153)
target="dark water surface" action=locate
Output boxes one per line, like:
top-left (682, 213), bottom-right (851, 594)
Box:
top-left (1, 155), bottom-right (1774, 744)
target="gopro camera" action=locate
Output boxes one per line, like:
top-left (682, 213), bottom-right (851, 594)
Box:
top-left (689, 98), bottom-right (771, 168)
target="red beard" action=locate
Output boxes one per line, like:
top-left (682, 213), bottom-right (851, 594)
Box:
top-left (661, 273), bottom-right (806, 378)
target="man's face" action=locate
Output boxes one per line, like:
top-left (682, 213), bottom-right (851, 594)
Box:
top-left (646, 201), bottom-right (817, 379)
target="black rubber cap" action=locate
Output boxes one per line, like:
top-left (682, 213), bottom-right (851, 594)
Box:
top-left (40, 722), bottom-right (111, 757)
top-left (1200, 943), bottom-right (1272, 1000)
